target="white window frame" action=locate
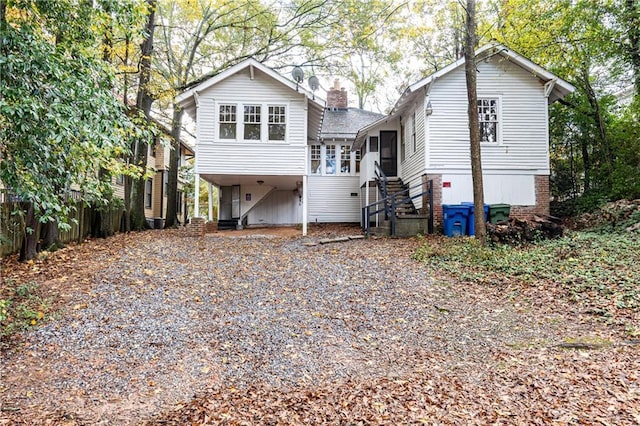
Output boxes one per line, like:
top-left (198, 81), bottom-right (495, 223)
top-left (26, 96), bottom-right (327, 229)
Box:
top-left (310, 144), bottom-right (321, 174)
top-left (411, 111), bottom-right (416, 154)
top-left (309, 143), bottom-right (358, 176)
top-left (477, 96), bottom-right (502, 144)
top-left (243, 104), bottom-right (262, 141)
top-left (268, 105), bottom-right (287, 142)
top-left (218, 104), bottom-right (237, 140)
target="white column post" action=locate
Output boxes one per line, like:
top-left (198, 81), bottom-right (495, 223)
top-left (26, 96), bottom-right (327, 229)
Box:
top-left (208, 182), bottom-right (214, 222)
top-left (302, 175), bottom-right (308, 236)
top-left (194, 173), bottom-right (200, 217)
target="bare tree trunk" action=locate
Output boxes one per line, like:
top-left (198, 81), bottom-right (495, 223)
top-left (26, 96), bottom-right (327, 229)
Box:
top-left (19, 203), bottom-right (38, 262)
top-left (0, 0), bottom-right (6, 30)
top-left (130, 0), bottom-right (157, 231)
top-left (164, 105), bottom-right (183, 228)
top-left (581, 66), bottom-right (613, 188)
top-left (626, 0), bottom-right (640, 94)
top-left (464, 0), bottom-right (486, 242)
top-left (40, 220), bottom-right (61, 251)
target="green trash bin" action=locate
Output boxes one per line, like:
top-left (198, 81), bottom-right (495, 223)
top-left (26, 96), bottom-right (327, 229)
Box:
top-left (489, 204), bottom-right (511, 224)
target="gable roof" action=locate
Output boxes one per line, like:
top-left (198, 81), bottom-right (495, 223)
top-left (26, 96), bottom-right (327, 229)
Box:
top-left (175, 58), bottom-right (324, 113)
top-left (320, 108), bottom-right (386, 140)
top-left (353, 42), bottom-right (576, 150)
top-left (392, 42), bottom-right (575, 116)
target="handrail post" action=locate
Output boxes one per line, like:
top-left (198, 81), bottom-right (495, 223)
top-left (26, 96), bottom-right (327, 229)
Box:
top-left (365, 205), bottom-right (370, 238)
top-left (428, 179), bottom-right (434, 234)
top-left (390, 196), bottom-right (396, 237)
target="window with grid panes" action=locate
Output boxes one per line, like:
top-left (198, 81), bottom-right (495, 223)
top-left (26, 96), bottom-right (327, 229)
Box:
top-left (325, 144), bottom-right (336, 174)
top-left (411, 111), bottom-right (416, 153)
top-left (268, 106), bottom-right (286, 140)
top-left (310, 145), bottom-right (321, 174)
top-left (243, 105), bottom-right (261, 140)
top-left (145, 179), bottom-right (152, 208)
top-left (477, 98), bottom-right (498, 143)
top-left (341, 145), bottom-right (351, 173)
top-left (219, 104), bottom-right (236, 139)
top-left (355, 150), bottom-right (361, 173)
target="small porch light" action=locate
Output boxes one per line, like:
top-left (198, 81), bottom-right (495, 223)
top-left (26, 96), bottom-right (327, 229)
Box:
top-left (425, 101), bottom-right (433, 116)
top-left (257, 180), bottom-right (264, 185)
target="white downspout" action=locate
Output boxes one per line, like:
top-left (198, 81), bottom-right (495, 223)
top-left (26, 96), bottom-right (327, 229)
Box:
top-left (302, 175), bottom-right (308, 236)
top-left (193, 91), bottom-right (201, 218)
top-left (207, 182), bottom-right (214, 221)
top-left (194, 173), bottom-right (200, 218)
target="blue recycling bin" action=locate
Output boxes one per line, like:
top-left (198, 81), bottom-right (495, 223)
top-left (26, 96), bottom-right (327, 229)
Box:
top-left (442, 204), bottom-right (471, 237)
top-left (461, 202), bottom-right (489, 236)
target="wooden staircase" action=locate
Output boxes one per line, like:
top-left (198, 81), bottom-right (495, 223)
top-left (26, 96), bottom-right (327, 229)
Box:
top-left (384, 178), bottom-right (418, 217)
top-left (363, 161), bottom-right (433, 237)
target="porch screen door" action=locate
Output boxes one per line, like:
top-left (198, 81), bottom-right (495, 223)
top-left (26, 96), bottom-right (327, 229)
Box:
top-left (379, 130), bottom-right (397, 177)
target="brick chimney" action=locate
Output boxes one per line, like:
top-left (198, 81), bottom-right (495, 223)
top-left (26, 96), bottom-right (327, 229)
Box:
top-left (326, 79), bottom-right (348, 109)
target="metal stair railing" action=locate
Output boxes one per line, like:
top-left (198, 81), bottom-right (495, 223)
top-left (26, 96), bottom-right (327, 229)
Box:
top-left (362, 179), bottom-right (434, 237)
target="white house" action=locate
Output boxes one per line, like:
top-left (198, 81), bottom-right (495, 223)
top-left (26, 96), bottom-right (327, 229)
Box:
top-left (353, 42), bottom-right (575, 228)
top-left (177, 43), bottom-right (574, 235)
top-left (308, 79), bottom-right (386, 223)
top-left (176, 59), bottom-right (385, 235)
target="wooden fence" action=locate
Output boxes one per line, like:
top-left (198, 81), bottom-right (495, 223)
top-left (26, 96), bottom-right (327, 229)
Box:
top-left (0, 199), bottom-right (123, 258)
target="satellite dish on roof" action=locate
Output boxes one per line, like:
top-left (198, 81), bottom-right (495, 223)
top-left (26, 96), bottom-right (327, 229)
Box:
top-left (292, 66), bottom-right (304, 84)
top-left (308, 75), bottom-right (320, 92)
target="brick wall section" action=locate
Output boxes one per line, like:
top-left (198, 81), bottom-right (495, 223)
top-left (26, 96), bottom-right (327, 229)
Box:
top-left (424, 174), bottom-right (443, 227)
top-left (187, 217), bottom-right (205, 237)
top-left (425, 174), bottom-right (550, 231)
top-left (326, 79), bottom-right (348, 108)
top-left (204, 221), bottom-right (218, 233)
top-left (510, 175), bottom-right (550, 219)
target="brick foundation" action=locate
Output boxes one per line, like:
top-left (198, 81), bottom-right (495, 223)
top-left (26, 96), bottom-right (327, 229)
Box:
top-left (423, 174), bottom-right (443, 227)
top-left (186, 217), bottom-right (206, 237)
top-left (425, 174), bottom-right (550, 230)
top-left (510, 175), bottom-right (550, 219)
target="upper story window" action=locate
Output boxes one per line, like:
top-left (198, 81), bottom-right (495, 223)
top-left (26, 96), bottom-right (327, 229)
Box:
top-left (311, 145), bottom-right (321, 174)
top-left (477, 98), bottom-right (499, 143)
top-left (243, 105), bottom-right (261, 140)
top-left (411, 111), bottom-right (417, 153)
top-left (219, 104), bottom-right (237, 139)
top-left (268, 106), bottom-right (286, 141)
top-left (355, 150), bottom-right (361, 173)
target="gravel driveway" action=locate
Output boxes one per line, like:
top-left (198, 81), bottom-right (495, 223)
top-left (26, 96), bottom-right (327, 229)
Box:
top-left (1, 228), bottom-right (636, 424)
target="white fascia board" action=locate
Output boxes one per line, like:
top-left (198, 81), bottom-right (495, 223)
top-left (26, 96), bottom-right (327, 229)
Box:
top-left (391, 42), bottom-right (575, 114)
top-left (175, 58), bottom-right (323, 107)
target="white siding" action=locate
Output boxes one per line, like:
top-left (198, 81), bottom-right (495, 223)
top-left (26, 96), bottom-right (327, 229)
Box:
top-left (308, 176), bottom-right (360, 222)
top-left (246, 190), bottom-right (302, 225)
top-left (196, 143), bottom-right (306, 175)
top-left (441, 173), bottom-right (535, 206)
top-left (427, 56), bottom-right (549, 173)
top-left (195, 67), bottom-right (308, 176)
top-left (400, 99), bottom-right (426, 183)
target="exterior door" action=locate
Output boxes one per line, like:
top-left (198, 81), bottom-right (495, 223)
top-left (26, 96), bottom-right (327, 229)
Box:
top-left (380, 130), bottom-right (397, 177)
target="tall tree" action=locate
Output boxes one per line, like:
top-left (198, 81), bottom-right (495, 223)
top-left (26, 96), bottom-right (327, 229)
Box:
top-left (0, 0), bottom-right (140, 260)
top-left (129, 0), bottom-right (157, 231)
top-left (491, 0), bottom-right (627, 208)
top-left (154, 0), bottom-right (335, 227)
top-left (464, 0), bottom-right (486, 242)
top-left (316, 0), bottom-right (404, 110)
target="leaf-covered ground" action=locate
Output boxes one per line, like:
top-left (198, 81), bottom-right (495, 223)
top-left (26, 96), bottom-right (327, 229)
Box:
top-left (1, 226), bottom-right (639, 425)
